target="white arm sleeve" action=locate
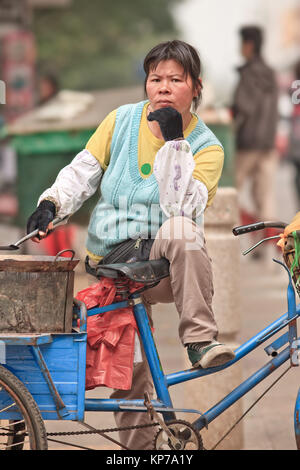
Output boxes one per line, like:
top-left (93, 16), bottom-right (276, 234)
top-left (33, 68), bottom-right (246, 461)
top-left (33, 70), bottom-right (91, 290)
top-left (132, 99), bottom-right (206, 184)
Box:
top-left (38, 149), bottom-right (103, 218)
top-left (153, 140), bottom-right (208, 219)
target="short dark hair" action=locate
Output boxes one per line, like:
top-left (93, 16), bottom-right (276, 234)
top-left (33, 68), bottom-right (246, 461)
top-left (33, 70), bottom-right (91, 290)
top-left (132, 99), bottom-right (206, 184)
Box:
top-left (143, 40), bottom-right (203, 111)
top-left (239, 26), bottom-right (263, 55)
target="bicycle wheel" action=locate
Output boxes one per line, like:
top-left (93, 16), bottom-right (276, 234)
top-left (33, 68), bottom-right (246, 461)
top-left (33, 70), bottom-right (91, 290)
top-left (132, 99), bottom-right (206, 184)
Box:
top-left (0, 365), bottom-right (48, 450)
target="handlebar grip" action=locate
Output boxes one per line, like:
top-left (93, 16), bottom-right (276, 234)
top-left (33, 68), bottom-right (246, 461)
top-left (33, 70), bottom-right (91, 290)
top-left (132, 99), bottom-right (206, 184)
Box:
top-left (232, 222), bottom-right (266, 236)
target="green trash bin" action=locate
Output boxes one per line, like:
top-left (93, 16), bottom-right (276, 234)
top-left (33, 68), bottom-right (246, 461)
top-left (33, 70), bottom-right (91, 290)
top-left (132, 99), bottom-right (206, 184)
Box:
top-left (11, 128), bottom-right (97, 226)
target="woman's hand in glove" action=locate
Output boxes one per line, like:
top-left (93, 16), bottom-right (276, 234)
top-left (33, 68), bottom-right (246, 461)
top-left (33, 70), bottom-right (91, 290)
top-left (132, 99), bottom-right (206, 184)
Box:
top-left (147, 107), bottom-right (184, 141)
top-left (26, 199), bottom-right (56, 243)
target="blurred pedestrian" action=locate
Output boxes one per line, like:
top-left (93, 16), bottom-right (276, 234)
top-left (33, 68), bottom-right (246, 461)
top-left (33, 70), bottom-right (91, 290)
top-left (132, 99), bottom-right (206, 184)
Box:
top-left (287, 60), bottom-right (300, 207)
top-left (233, 26), bottom-right (279, 224)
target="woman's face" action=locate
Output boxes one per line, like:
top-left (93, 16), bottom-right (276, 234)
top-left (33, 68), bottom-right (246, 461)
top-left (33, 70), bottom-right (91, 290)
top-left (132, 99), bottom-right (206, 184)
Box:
top-left (146, 59), bottom-right (199, 119)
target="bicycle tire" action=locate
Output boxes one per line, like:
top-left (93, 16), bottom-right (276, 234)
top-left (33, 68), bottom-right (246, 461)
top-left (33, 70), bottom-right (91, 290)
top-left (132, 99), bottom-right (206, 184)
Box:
top-left (0, 365), bottom-right (48, 450)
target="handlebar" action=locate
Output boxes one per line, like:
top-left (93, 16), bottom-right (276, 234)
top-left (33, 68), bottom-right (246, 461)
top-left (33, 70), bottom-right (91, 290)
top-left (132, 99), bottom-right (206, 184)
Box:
top-left (232, 221), bottom-right (287, 236)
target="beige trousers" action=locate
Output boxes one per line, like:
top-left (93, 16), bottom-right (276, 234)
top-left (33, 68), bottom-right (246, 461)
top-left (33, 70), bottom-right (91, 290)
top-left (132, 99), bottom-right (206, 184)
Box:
top-left (235, 149), bottom-right (279, 221)
top-left (110, 216), bottom-right (218, 449)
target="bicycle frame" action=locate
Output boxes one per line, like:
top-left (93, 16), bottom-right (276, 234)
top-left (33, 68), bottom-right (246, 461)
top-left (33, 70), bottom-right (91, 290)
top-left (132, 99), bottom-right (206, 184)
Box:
top-left (2, 219), bottom-right (300, 449)
top-left (84, 258), bottom-right (300, 441)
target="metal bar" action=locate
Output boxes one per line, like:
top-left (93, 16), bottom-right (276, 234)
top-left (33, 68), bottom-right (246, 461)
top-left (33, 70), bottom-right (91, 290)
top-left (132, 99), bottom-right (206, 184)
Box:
top-left (87, 300), bottom-right (130, 317)
top-left (264, 332), bottom-right (289, 356)
top-left (193, 346), bottom-right (290, 431)
top-left (30, 346), bottom-right (69, 419)
top-left (242, 235), bottom-right (281, 256)
top-left (287, 280), bottom-right (297, 319)
top-left (287, 280), bottom-right (298, 365)
top-left (84, 398), bottom-right (204, 417)
top-left (273, 258), bottom-right (299, 366)
top-left (84, 398), bottom-right (165, 412)
top-left (258, 314), bottom-right (299, 344)
top-left (165, 305), bottom-right (300, 387)
top-left (132, 302), bottom-right (175, 422)
top-left (75, 332), bottom-right (87, 421)
top-left (46, 437), bottom-right (93, 451)
top-left (0, 334), bottom-right (52, 347)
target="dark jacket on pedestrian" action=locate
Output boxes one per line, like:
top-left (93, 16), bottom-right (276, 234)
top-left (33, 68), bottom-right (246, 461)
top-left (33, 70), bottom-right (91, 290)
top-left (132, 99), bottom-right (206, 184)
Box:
top-left (233, 56), bottom-right (278, 151)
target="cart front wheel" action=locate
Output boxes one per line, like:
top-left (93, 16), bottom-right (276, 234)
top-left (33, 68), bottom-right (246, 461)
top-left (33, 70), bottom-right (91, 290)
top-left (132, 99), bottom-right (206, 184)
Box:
top-left (0, 365), bottom-right (48, 450)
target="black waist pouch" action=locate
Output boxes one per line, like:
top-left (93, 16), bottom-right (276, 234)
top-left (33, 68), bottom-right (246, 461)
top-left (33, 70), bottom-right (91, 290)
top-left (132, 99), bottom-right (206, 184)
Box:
top-left (85, 237), bottom-right (155, 276)
top-left (99, 237), bottom-right (154, 264)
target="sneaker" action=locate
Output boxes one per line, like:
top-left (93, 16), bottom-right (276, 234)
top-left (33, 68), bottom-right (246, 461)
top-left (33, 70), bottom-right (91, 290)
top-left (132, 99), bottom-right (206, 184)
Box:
top-left (187, 341), bottom-right (235, 369)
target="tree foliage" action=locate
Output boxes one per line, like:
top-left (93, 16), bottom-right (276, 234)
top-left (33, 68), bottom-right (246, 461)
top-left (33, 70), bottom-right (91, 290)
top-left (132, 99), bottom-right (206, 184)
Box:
top-left (32, 0), bottom-right (180, 90)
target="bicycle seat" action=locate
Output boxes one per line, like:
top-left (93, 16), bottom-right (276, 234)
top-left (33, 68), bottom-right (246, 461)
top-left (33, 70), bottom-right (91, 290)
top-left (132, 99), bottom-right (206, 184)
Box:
top-left (95, 258), bottom-right (170, 284)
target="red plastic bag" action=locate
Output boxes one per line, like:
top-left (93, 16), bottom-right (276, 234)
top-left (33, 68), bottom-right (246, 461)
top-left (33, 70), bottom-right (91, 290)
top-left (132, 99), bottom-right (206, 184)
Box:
top-left (85, 307), bottom-right (137, 390)
top-left (76, 277), bottom-right (116, 309)
top-left (75, 278), bottom-right (144, 391)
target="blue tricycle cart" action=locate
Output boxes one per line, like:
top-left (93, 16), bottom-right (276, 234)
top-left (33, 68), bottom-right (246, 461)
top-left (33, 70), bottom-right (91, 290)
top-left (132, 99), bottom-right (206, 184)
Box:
top-left (1, 220), bottom-right (300, 450)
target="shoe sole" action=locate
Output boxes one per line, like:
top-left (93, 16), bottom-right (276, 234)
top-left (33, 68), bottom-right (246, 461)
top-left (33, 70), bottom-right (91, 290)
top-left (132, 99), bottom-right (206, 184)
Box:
top-left (193, 345), bottom-right (235, 369)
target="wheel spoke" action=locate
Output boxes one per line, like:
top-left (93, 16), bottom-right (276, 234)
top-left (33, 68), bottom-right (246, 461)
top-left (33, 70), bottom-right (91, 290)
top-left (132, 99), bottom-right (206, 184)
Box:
top-left (0, 419), bottom-right (25, 431)
top-left (0, 402), bottom-right (16, 414)
top-left (0, 437), bottom-right (29, 451)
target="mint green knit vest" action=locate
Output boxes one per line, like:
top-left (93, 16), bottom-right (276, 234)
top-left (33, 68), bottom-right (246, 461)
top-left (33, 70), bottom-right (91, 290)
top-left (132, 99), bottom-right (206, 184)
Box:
top-left (86, 100), bottom-right (222, 257)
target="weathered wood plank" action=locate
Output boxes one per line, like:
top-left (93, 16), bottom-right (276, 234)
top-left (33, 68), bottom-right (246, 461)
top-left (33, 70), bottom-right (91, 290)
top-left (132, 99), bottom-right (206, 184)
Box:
top-left (0, 254), bottom-right (79, 272)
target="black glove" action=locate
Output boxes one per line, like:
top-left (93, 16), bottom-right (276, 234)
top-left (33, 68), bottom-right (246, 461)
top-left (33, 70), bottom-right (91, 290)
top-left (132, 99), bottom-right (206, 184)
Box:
top-left (147, 107), bottom-right (184, 141)
top-left (26, 200), bottom-right (56, 236)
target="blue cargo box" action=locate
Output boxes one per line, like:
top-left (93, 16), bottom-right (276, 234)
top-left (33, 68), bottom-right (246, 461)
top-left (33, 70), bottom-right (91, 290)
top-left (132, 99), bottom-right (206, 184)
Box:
top-left (0, 332), bottom-right (87, 421)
